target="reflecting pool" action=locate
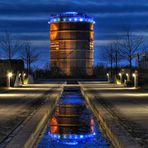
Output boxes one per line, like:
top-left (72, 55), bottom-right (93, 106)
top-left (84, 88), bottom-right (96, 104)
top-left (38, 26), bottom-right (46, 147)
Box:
top-left (38, 90), bottom-right (109, 148)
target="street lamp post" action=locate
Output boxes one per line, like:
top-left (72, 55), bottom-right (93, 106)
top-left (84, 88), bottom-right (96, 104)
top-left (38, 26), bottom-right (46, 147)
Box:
top-left (7, 72), bottom-right (13, 87)
top-left (126, 73), bottom-right (130, 81)
top-left (119, 73), bottom-right (122, 83)
top-left (132, 72), bottom-right (138, 88)
top-left (106, 73), bottom-right (110, 83)
top-left (23, 73), bottom-right (26, 85)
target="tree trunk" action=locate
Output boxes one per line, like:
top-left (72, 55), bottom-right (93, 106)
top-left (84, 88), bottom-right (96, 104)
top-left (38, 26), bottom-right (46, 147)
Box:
top-left (27, 61), bottom-right (29, 75)
top-left (8, 46), bottom-right (11, 60)
top-left (115, 51), bottom-right (118, 76)
top-left (28, 56), bottom-right (31, 74)
top-left (111, 54), bottom-right (113, 79)
top-left (129, 55), bottom-right (132, 76)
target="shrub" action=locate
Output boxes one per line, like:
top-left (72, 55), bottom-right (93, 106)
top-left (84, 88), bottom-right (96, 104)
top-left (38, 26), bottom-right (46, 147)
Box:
top-left (116, 78), bottom-right (121, 85)
top-left (125, 80), bottom-right (133, 87)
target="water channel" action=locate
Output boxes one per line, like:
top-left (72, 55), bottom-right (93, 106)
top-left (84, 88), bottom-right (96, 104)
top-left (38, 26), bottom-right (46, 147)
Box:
top-left (38, 88), bottom-right (109, 148)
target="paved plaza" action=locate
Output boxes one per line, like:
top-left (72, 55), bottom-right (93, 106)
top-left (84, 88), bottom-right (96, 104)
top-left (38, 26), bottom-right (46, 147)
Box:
top-left (80, 82), bottom-right (148, 146)
top-left (0, 82), bottom-right (63, 146)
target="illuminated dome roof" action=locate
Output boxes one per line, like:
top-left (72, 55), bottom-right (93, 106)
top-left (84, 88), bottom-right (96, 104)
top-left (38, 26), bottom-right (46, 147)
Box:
top-left (49, 12), bottom-right (95, 24)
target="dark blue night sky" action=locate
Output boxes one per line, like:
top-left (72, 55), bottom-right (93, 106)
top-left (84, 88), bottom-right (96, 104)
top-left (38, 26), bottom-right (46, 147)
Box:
top-left (0, 0), bottom-right (148, 68)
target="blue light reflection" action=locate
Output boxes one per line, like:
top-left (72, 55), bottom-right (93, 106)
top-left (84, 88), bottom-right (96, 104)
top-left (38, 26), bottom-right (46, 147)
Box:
top-left (38, 90), bottom-right (109, 148)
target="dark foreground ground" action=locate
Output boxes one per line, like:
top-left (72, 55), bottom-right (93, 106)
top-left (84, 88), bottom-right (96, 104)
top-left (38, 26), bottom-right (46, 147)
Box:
top-left (0, 80), bottom-right (147, 147)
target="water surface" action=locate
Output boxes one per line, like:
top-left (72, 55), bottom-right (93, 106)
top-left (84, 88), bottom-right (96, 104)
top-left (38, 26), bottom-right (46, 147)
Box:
top-left (38, 90), bottom-right (109, 148)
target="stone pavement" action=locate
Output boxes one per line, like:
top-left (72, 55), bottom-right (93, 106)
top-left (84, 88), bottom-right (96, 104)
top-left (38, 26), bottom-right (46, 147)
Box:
top-left (80, 82), bottom-right (148, 147)
top-left (0, 82), bottom-right (63, 146)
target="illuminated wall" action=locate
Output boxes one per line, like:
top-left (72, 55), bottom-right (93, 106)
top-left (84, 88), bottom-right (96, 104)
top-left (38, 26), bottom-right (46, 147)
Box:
top-left (49, 12), bottom-right (94, 76)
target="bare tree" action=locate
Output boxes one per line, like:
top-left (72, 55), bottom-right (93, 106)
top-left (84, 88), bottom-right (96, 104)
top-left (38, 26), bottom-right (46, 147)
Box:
top-left (44, 63), bottom-right (50, 71)
top-left (0, 30), bottom-right (22, 59)
top-left (21, 41), bottom-right (39, 74)
top-left (120, 27), bottom-right (144, 72)
top-left (112, 40), bottom-right (123, 76)
top-left (100, 40), bottom-right (123, 80)
top-left (100, 44), bottom-right (114, 78)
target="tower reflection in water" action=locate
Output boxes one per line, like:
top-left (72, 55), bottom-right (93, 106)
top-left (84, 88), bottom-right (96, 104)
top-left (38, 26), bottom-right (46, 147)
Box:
top-left (38, 91), bottom-right (109, 147)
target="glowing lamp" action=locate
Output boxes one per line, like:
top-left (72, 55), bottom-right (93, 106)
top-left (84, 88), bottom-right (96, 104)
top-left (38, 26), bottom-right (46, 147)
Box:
top-left (63, 18), bottom-right (66, 21)
top-left (132, 73), bottom-right (136, 77)
top-left (8, 72), bottom-right (13, 78)
top-left (74, 18), bottom-right (77, 21)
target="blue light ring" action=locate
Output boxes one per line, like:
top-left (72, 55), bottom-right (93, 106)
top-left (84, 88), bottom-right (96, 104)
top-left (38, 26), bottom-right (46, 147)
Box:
top-left (49, 12), bottom-right (95, 24)
top-left (49, 20), bottom-right (95, 24)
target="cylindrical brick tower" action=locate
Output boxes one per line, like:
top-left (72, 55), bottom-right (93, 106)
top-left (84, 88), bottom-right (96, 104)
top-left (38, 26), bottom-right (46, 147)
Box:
top-left (49, 12), bottom-right (94, 76)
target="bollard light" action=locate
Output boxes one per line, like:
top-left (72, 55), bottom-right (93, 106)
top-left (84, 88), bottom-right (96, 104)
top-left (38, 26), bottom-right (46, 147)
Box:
top-left (106, 73), bottom-right (110, 82)
top-left (119, 73), bottom-right (122, 79)
top-left (126, 73), bottom-right (130, 81)
top-left (23, 73), bottom-right (26, 85)
top-left (7, 72), bottom-right (13, 87)
top-left (118, 73), bottom-right (123, 84)
top-left (132, 73), bottom-right (138, 88)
